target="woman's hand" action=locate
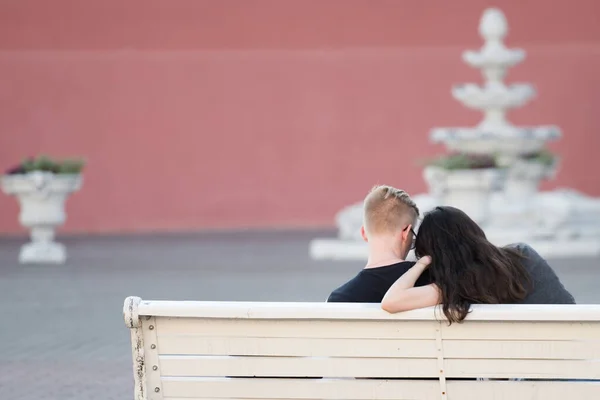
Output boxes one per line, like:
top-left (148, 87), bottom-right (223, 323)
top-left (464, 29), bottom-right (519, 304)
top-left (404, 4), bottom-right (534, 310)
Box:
top-left (416, 256), bottom-right (432, 268)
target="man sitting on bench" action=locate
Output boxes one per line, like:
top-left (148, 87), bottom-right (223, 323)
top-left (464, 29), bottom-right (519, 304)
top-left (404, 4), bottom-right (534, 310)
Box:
top-left (328, 185), bottom-right (431, 303)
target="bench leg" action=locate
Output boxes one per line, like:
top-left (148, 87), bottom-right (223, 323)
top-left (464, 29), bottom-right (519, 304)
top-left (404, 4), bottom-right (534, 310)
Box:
top-left (124, 296), bottom-right (146, 400)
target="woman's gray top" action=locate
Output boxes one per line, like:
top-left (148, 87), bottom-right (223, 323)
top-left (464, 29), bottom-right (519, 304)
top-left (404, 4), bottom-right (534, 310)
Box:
top-left (508, 243), bottom-right (576, 304)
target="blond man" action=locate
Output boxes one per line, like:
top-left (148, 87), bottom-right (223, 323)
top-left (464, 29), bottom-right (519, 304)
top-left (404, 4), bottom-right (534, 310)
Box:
top-left (327, 185), bottom-right (431, 302)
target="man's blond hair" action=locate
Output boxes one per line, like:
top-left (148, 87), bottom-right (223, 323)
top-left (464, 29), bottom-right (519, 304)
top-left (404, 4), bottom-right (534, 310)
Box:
top-left (363, 185), bottom-right (419, 235)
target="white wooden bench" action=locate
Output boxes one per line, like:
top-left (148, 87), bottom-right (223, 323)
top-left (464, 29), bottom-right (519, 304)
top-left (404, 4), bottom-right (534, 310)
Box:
top-left (123, 296), bottom-right (600, 400)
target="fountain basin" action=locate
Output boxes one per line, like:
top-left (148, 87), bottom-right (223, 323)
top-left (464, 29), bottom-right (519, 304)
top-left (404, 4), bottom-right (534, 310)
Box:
top-left (453, 82), bottom-right (534, 110)
top-left (431, 125), bottom-right (561, 156)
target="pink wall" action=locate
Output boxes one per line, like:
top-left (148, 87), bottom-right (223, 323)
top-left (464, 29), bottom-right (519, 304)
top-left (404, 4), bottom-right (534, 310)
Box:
top-left (1, 0), bottom-right (600, 234)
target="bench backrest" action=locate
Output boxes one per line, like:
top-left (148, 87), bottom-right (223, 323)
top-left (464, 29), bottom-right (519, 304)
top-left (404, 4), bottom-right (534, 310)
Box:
top-left (123, 297), bottom-right (600, 400)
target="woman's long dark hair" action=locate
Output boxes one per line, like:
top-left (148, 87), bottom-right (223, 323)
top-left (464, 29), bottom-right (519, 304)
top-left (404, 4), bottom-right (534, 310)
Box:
top-left (415, 206), bottom-right (531, 324)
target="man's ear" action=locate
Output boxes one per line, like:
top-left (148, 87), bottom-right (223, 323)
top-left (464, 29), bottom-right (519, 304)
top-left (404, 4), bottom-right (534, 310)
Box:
top-left (400, 224), bottom-right (411, 243)
top-left (360, 225), bottom-right (368, 242)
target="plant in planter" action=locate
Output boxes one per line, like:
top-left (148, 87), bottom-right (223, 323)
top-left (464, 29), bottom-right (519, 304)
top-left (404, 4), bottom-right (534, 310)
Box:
top-left (506, 149), bottom-right (558, 199)
top-left (423, 153), bottom-right (506, 224)
top-left (521, 149), bottom-right (557, 167)
top-left (2, 156), bottom-right (85, 264)
top-left (427, 153), bottom-right (498, 170)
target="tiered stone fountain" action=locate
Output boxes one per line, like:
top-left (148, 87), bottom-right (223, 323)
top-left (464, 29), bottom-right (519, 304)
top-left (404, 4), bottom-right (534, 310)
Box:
top-left (310, 8), bottom-right (600, 260)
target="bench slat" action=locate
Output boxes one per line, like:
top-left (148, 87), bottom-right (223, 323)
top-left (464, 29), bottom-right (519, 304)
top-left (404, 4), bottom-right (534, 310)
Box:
top-left (159, 382), bottom-right (600, 400)
top-left (156, 336), bottom-right (438, 358)
top-left (157, 318), bottom-right (600, 341)
top-left (442, 321), bottom-right (600, 340)
top-left (446, 381), bottom-right (600, 400)
top-left (445, 359), bottom-right (600, 379)
top-left (160, 377), bottom-right (440, 399)
top-left (139, 302), bottom-right (600, 321)
top-left (444, 339), bottom-right (600, 360)
top-left (156, 317), bottom-right (438, 339)
top-left (159, 355), bottom-right (439, 378)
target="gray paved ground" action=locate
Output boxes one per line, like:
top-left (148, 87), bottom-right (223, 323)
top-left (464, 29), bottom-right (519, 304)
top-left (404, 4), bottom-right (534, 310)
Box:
top-left (0, 230), bottom-right (598, 400)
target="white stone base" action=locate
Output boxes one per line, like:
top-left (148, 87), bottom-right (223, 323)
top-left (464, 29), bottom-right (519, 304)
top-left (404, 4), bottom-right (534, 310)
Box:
top-left (310, 237), bottom-right (600, 260)
top-left (310, 239), bottom-right (368, 260)
top-left (19, 241), bottom-right (66, 264)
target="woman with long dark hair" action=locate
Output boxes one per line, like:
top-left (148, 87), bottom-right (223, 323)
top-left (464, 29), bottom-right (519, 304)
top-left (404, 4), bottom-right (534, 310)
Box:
top-left (381, 206), bottom-right (575, 323)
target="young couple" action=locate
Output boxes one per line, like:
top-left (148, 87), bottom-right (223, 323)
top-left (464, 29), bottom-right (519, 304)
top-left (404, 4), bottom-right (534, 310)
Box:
top-left (328, 185), bottom-right (575, 322)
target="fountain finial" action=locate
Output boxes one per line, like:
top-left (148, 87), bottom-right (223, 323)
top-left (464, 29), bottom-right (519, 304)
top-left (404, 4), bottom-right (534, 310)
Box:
top-left (431, 7), bottom-right (560, 156)
top-left (479, 8), bottom-right (508, 42)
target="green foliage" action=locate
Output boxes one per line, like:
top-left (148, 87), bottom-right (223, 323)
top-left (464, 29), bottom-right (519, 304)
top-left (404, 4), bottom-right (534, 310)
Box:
top-left (56, 159), bottom-right (86, 174)
top-left (18, 155), bottom-right (85, 174)
top-left (426, 153), bottom-right (498, 170)
top-left (522, 149), bottom-right (556, 166)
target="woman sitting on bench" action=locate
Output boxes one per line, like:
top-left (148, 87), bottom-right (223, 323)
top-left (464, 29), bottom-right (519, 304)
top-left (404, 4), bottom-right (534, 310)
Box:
top-left (381, 205), bottom-right (575, 322)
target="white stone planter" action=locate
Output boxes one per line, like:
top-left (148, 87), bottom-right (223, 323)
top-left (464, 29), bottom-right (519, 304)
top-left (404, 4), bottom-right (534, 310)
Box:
top-left (1, 172), bottom-right (82, 264)
top-left (505, 159), bottom-right (557, 200)
top-left (423, 166), bottom-right (506, 224)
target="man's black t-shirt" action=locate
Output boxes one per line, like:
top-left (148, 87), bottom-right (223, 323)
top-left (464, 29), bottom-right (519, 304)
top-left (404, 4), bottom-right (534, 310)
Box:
top-left (327, 244), bottom-right (576, 304)
top-left (327, 261), bottom-right (432, 303)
